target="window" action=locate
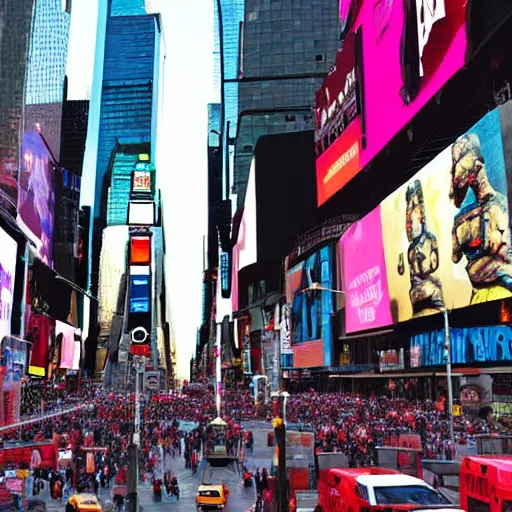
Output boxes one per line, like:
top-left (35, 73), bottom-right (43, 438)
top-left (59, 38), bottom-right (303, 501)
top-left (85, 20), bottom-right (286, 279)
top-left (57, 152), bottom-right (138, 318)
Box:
top-left (374, 486), bottom-right (450, 506)
top-left (315, 54), bottom-right (325, 62)
top-left (355, 484), bottom-right (369, 501)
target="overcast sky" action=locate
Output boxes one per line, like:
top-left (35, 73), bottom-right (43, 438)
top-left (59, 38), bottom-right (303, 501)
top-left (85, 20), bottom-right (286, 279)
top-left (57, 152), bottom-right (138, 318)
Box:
top-left (68, 0), bottom-right (215, 379)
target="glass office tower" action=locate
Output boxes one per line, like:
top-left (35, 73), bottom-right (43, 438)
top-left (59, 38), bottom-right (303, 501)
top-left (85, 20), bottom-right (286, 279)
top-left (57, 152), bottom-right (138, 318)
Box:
top-left (25, 0), bottom-right (72, 160)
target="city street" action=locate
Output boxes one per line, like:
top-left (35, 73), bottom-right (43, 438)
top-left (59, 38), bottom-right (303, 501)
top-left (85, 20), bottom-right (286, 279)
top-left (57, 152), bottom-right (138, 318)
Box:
top-left (38, 421), bottom-right (272, 512)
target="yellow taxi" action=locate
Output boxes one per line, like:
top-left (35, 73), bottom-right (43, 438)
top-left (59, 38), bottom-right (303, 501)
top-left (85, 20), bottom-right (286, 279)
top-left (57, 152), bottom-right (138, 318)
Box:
top-left (67, 493), bottom-right (103, 512)
top-left (195, 483), bottom-right (229, 511)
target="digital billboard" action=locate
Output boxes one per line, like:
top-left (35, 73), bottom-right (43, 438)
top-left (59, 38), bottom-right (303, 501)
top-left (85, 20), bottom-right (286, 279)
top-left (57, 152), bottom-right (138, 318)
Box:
top-left (0, 228), bottom-right (17, 345)
top-left (338, 103), bottom-right (512, 332)
top-left (286, 245), bottom-right (334, 368)
top-left (317, 0), bottom-right (469, 205)
top-left (128, 201), bottom-right (155, 225)
top-left (17, 131), bottom-right (55, 265)
top-left (132, 170), bottom-right (151, 193)
top-left (129, 266), bottom-right (150, 314)
top-left (411, 325), bottom-right (512, 367)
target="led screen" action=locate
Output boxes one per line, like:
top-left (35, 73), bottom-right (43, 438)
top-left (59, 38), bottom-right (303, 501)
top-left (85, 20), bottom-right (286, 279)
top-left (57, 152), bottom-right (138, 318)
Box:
top-left (0, 227), bottom-right (16, 345)
top-left (129, 267), bottom-right (150, 314)
top-left (18, 131), bottom-right (55, 265)
top-left (132, 170), bottom-right (151, 193)
top-left (130, 236), bottom-right (151, 264)
top-left (339, 104), bottom-right (512, 332)
top-left (128, 201), bottom-right (155, 225)
top-left (286, 245), bottom-right (334, 368)
top-left (317, 0), bottom-right (469, 204)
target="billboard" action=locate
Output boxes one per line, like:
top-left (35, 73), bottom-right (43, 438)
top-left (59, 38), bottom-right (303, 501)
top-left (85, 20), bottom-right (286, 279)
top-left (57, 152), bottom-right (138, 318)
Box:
top-left (132, 170), bottom-right (151, 193)
top-left (411, 324), bottom-right (512, 367)
top-left (287, 245), bottom-right (334, 368)
top-left (128, 201), bottom-right (155, 225)
top-left (338, 206), bottom-right (392, 332)
top-left (17, 131), bottom-right (55, 265)
top-left (339, 104), bottom-right (512, 332)
top-left (0, 228), bottom-right (17, 345)
top-left (317, 0), bottom-right (469, 204)
top-left (129, 266), bottom-right (150, 314)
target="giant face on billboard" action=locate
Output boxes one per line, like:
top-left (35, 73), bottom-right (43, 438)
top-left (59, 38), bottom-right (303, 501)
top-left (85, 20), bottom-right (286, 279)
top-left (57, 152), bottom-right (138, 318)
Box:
top-left (0, 228), bottom-right (16, 345)
top-left (339, 103), bottom-right (512, 332)
top-left (317, 0), bottom-right (469, 205)
top-left (18, 131), bottom-right (55, 266)
top-left (287, 245), bottom-right (334, 368)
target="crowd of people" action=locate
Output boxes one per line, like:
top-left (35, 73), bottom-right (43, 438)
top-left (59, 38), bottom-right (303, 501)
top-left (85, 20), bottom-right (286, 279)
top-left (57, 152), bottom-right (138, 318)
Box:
top-left (2, 380), bottom-right (511, 509)
top-left (285, 391), bottom-right (512, 462)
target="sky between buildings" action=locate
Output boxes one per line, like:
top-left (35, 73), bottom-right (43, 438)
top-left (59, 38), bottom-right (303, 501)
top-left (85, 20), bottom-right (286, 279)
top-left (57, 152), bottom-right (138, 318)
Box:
top-left (67, 0), bottom-right (215, 379)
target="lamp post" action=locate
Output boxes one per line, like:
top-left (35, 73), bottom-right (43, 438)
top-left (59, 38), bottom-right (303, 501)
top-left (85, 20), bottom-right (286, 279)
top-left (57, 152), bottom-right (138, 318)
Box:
top-left (441, 308), bottom-right (456, 446)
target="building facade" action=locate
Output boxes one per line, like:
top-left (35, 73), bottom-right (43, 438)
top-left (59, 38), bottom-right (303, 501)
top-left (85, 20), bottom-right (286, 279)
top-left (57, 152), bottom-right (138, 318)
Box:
top-left (233, 0), bottom-right (340, 207)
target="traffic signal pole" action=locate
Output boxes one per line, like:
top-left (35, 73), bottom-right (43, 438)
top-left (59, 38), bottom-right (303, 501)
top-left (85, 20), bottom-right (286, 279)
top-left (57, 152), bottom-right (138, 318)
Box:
top-left (128, 355), bottom-right (146, 512)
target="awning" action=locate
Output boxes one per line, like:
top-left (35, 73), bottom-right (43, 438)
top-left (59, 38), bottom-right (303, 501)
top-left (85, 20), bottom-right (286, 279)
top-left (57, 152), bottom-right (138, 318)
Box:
top-left (210, 417), bottom-right (227, 427)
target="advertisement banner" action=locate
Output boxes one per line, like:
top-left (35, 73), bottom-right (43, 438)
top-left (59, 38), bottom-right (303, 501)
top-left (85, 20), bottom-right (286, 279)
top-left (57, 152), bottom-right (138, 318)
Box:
top-left (411, 324), bottom-right (512, 366)
top-left (287, 245), bottom-right (334, 367)
top-left (339, 206), bottom-right (392, 332)
top-left (17, 131), bottom-right (55, 265)
top-left (132, 170), bottom-right (151, 193)
top-left (339, 104), bottom-right (512, 332)
top-left (0, 227), bottom-right (16, 345)
top-left (360, 0), bottom-right (467, 169)
top-left (56, 321), bottom-right (75, 370)
top-left (280, 305), bottom-right (293, 355)
top-left (293, 341), bottom-right (324, 369)
top-left (379, 348), bottom-right (405, 372)
top-left (317, 0), bottom-right (468, 201)
top-left (316, 116), bottom-right (361, 206)
top-left (26, 307), bottom-right (53, 377)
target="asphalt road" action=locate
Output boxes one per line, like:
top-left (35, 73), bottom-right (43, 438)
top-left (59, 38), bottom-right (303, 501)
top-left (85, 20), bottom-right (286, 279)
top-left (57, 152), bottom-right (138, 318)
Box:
top-left (41, 420), bottom-right (273, 512)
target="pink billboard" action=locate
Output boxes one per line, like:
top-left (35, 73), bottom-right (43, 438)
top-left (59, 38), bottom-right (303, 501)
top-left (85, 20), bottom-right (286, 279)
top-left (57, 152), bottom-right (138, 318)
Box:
top-left (339, 206), bottom-right (392, 333)
top-left (360, 0), bottom-right (468, 169)
top-left (317, 0), bottom-right (468, 203)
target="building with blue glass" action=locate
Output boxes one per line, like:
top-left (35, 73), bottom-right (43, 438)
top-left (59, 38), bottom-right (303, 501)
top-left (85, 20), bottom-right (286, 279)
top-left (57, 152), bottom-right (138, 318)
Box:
top-left (87, 0), bottom-right (163, 297)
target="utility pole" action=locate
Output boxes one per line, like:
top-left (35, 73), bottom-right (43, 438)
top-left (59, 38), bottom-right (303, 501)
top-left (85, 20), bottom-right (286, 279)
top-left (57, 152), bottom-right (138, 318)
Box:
top-left (442, 308), bottom-right (455, 446)
top-left (128, 355), bottom-right (145, 512)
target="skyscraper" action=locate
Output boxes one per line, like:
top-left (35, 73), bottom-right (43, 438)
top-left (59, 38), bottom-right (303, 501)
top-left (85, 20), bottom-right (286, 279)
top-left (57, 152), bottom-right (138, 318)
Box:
top-left (87, 0), bottom-right (163, 297)
top-left (24, 0), bottom-right (72, 160)
top-left (214, 0), bottom-right (245, 139)
top-left (231, 0), bottom-right (340, 207)
top-left (0, 0), bottom-right (36, 218)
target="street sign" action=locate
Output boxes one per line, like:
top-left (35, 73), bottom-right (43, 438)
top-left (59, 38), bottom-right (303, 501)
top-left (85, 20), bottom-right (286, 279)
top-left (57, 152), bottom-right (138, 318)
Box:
top-left (145, 371), bottom-right (159, 391)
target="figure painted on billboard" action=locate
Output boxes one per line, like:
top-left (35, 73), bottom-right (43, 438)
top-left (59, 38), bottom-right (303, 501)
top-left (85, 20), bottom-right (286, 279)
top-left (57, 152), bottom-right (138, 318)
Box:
top-left (398, 179), bottom-right (444, 317)
top-left (18, 134), bottom-right (54, 266)
top-left (400, 0), bottom-right (465, 105)
top-left (450, 133), bottom-right (512, 304)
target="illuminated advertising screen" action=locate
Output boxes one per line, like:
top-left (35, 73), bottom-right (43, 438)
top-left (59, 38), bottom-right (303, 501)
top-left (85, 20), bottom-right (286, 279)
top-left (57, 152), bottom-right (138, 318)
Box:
top-left (411, 325), bottom-right (512, 367)
top-left (339, 103), bottom-right (512, 332)
top-left (286, 245), bottom-right (334, 368)
top-left (17, 131), bottom-right (55, 265)
top-left (132, 170), bottom-right (151, 193)
top-left (0, 228), bottom-right (16, 345)
top-left (129, 266), bottom-right (150, 314)
top-left (128, 201), bottom-right (155, 225)
top-left (316, 0), bottom-right (469, 205)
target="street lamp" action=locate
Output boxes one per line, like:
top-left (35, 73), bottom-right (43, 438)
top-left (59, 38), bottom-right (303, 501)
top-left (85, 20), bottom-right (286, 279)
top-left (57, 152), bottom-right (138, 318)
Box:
top-left (298, 282), bottom-right (346, 295)
top-left (441, 307), bottom-right (456, 446)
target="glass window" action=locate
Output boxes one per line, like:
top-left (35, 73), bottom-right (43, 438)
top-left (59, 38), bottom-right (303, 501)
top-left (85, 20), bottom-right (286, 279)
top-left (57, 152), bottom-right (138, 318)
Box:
top-left (374, 486), bottom-right (450, 506)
